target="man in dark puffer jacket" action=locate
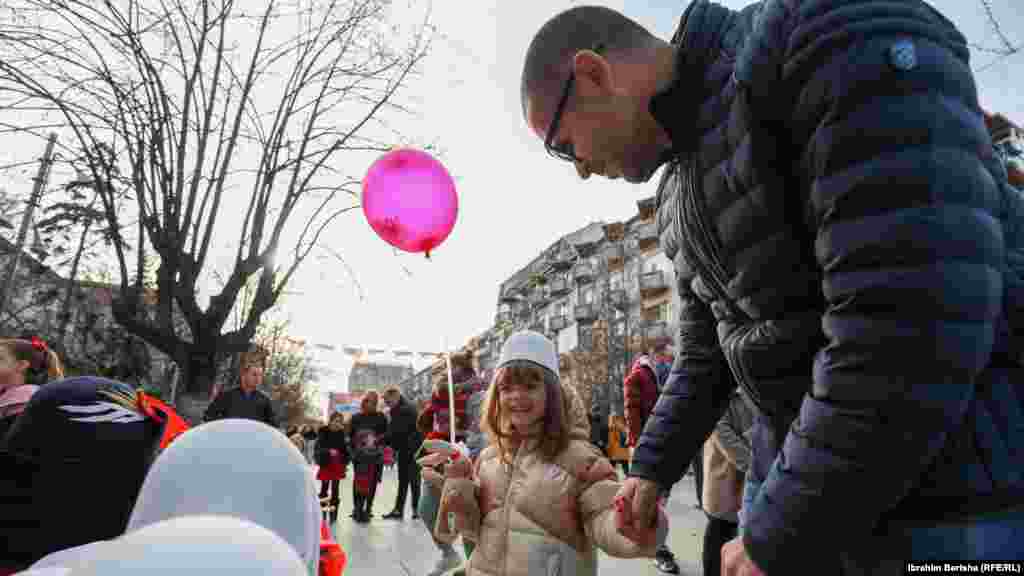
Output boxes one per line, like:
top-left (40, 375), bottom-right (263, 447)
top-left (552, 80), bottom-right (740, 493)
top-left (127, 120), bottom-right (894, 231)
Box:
top-left (520, 1), bottom-right (1024, 573)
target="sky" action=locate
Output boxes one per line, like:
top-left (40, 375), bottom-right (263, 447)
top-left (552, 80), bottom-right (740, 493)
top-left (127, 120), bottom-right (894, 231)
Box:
top-left (281, 0), bottom-right (1024, 393)
top-left (0, 1), bottom-right (1020, 397)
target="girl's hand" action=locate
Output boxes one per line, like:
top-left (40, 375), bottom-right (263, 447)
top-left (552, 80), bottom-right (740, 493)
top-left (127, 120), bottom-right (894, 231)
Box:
top-left (442, 483), bottom-right (473, 515)
top-left (417, 452), bottom-right (447, 468)
top-left (445, 456), bottom-right (471, 480)
top-left (421, 466), bottom-right (443, 486)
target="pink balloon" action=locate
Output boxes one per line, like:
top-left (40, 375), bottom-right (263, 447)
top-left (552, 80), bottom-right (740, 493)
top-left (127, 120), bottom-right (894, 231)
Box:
top-left (362, 148), bottom-right (458, 258)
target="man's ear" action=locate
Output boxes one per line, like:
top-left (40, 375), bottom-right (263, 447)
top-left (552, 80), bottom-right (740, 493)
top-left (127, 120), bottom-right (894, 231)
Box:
top-left (573, 49), bottom-right (614, 97)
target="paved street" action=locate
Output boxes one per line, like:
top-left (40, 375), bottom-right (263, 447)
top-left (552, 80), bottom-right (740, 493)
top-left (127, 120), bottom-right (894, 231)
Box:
top-left (325, 465), bottom-right (707, 576)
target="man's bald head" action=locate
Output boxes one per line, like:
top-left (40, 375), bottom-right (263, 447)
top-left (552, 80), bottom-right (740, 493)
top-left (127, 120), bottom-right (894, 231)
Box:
top-left (520, 6), bottom-right (657, 124)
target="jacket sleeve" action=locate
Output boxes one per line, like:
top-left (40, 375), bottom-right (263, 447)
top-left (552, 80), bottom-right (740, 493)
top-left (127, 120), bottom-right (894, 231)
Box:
top-left (262, 395), bottom-right (277, 428)
top-left (736, 2), bottom-right (1004, 573)
top-left (577, 457), bottom-right (661, 558)
top-left (628, 264), bottom-right (735, 488)
top-left (203, 390), bottom-right (227, 422)
top-left (435, 477), bottom-right (481, 544)
top-left (712, 396), bottom-right (752, 474)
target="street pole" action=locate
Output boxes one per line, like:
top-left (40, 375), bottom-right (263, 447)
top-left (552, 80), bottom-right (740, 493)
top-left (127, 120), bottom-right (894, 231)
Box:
top-left (0, 133), bottom-right (58, 318)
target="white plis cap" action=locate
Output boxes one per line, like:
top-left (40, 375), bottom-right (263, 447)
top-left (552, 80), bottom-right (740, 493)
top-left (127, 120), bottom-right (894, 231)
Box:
top-left (496, 330), bottom-right (559, 377)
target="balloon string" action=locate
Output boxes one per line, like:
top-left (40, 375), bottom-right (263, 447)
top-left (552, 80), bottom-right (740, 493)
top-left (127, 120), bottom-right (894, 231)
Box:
top-left (444, 337), bottom-right (456, 443)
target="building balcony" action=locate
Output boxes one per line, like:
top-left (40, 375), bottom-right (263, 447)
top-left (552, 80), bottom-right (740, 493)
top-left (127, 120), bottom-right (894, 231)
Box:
top-left (604, 243), bottom-right (624, 268)
top-left (643, 321), bottom-right (671, 343)
top-left (639, 270), bottom-right (669, 298)
top-left (637, 196), bottom-right (656, 221)
top-left (529, 290), bottom-right (550, 310)
top-left (574, 303), bottom-right (597, 324)
top-left (573, 263), bottom-right (594, 285)
top-left (573, 240), bottom-right (599, 258)
top-left (546, 247), bottom-right (575, 272)
top-left (529, 321), bottom-right (546, 334)
top-left (547, 276), bottom-right (571, 298)
top-left (603, 222), bottom-right (625, 242)
top-left (516, 306), bottom-right (531, 321)
top-left (637, 222), bottom-right (659, 251)
top-left (607, 288), bottom-right (628, 310)
top-left (549, 314), bottom-right (570, 332)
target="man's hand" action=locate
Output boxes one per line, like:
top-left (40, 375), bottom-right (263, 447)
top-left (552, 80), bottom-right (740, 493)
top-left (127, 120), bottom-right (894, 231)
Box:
top-left (722, 536), bottom-right (766, 576)
top-left (613, 476), bottom-right (661, 543)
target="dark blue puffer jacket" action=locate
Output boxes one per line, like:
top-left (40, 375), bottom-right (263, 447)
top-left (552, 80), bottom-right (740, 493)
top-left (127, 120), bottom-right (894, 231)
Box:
top-left (628, 0), bottom-right (1024, 572)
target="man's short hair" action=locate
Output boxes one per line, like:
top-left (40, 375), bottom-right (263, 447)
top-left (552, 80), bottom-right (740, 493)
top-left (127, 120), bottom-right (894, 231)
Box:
top-left (520, 6), bottom-right (656, 119)
top-left (382, 386), bottom-right (401, 400)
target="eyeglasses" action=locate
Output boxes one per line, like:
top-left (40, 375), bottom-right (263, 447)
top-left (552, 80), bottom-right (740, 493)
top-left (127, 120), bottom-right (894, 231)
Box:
top-left (544, 44), bottom-right (605, 164)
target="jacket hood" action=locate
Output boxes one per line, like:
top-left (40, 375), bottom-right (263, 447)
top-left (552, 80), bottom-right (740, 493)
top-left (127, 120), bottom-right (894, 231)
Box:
top-left (32, 516), bottom-right (308, 575)
top-left (126, 419), bottom-right (319, 571)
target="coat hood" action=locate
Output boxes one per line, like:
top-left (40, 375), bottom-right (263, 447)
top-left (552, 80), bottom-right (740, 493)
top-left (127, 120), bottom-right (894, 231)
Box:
top-left (126, 419), bottom-right (320, 571)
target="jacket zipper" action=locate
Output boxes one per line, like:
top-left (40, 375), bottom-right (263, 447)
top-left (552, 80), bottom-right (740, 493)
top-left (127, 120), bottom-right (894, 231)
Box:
top-left (500, 448), bottom-right (518, 576)
top-left (678, 154), bottom-right (745, 321)
top-left (675, 154), bottom-right (768, 415)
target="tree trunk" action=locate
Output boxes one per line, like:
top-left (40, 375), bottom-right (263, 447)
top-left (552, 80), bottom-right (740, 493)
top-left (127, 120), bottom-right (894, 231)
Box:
top-left (172, 349), bottom-right (222, 424)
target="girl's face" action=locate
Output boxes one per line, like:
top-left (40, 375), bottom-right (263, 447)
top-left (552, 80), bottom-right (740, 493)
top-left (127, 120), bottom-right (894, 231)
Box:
top-left (0, 345), bottom-right (28, 390)
top-left (497, 370), bottom-right (546, 433)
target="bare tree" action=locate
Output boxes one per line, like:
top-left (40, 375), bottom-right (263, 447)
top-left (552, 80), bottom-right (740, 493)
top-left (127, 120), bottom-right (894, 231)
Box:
top-left (0, 0), bottom-right (433, 411)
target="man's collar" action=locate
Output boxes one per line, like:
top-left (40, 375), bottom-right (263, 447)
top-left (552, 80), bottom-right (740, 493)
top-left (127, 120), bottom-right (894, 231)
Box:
top-left (648, 0), bottom-right (735, 155)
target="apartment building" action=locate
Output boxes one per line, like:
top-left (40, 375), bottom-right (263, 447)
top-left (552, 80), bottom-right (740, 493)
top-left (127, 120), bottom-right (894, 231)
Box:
top-left (467, 195), bottom-right (678, 419)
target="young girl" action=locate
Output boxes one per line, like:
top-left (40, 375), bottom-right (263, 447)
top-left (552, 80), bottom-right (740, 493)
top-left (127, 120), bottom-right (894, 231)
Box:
top-left (435, 330), bottom-right (664, 576)
top-left (316, 413), bottom-right (349, 523)
top-left (0, 336), bottom-right (64, 437)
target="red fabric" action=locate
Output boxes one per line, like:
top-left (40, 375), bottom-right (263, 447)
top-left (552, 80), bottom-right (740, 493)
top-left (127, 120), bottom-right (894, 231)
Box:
top-left (317, 450), bottom-right (347, 481)
top-left (319, 519), bottom-right (347, 576)
top-left (354, 464), bottom-right (378, 495)
top-left (623, 356), bottom-right (658, 447)
top-left (429, 388), bottom-right (469, 440)
top-left (317, 461), bottom-right (346, 481)
top-left (383, 446), bottom-right (394, 466)
top-left (139, 393), bottom-right (190, 450)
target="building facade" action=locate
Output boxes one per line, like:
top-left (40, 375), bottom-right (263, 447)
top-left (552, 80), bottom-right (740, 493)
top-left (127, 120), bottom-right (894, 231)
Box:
top-left (466, 195), bottom-right (678, 423)
top-left (347, 358), bottom-right (415, 394)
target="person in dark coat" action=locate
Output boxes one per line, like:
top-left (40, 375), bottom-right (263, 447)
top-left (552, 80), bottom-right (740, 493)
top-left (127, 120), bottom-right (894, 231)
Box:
top-left (316, 413), bottom-right (349, 524)
top-left (203, 351), bottom-right (276, 427)
top-left (349, 390), bottom-right (388, 523)
top-left (520, 2), bottom-right (1024, 573)
top-left (0, 378), bottom-right (166, 572)
top-left (381, 386), bottom-right (421, 520)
